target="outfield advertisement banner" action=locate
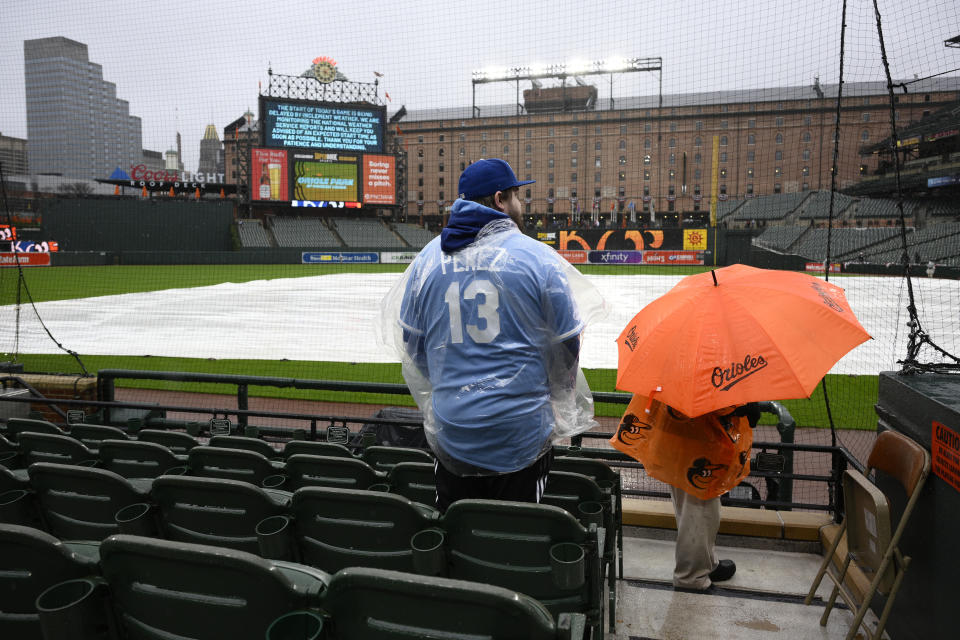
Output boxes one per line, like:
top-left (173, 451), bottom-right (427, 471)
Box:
top-left (302, 252), bottom-right (379, 264)
top-left (539, 228), bottom-right (707, 252)
top-left (0, 252), bottom-right (51, 267)
top-left (806, 262), bottom-right (841, 273)
top-left (380, 252), bottom-right (420, 264)
top-left (558, 249), bottom-right (703, 265)
top-left (642, 250), bottom-right (706, 265)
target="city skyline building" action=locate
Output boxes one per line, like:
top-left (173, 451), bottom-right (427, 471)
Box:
top-left (198, 124), bottom-right (224, 179)
top-left (23, 36), bottom-right (143, 180)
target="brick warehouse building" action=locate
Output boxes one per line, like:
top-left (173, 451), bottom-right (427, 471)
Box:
top-left (390, 78), bottom-right (960, 227)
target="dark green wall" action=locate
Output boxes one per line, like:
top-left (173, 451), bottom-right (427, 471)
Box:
top-left (43, 199), bottom-right (234, 252)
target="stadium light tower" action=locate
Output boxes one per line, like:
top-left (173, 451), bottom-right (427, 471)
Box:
top-left (470, 56), bottom-right (662, 117)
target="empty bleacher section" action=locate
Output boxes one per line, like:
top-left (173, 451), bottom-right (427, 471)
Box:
top-left (924, 199), bottom-right (960, 219)
top-left (866, 223), bottom-right (960, 265)
top-left (790, 227), bottom-right (901, 261)
top-left (852, 197), bottom-right (920, 221)
top-left (716, 198), bottom-right (745, 222)
top-left (236, 219), bottom-right (273, 248)
top-left (330, 217), bottom-right (406, 249)
top-left (730, 192), bottom-right (810, 224)
top-left (393, 222), bottom-right (437, 249)
top-left (270, 216), bottom-right (342, 248)
top-left (753, 225), bottom-right (808, 252)
top-left (796, 191), bottom-right (856, 220)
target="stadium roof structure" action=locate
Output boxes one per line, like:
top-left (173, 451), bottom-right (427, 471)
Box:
top-left (401, 77), bottom-right (960, 122)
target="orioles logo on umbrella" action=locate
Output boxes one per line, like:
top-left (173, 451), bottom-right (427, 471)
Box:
top-left (687, 457), bottom-right (727, 490)
top-left (622, 325), bottom-right (640, 352)
top-left (616, 412), bottom-right (652, 445)
top-left (810, 281), bottom-right (845, 313)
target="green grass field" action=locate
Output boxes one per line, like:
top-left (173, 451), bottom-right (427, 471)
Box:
top-left (1, 263), bottom-right (877, 429)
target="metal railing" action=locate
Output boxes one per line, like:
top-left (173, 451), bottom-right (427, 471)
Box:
top-left (1, 370), bottom-right (858, 519)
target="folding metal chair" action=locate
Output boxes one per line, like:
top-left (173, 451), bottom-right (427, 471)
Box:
top-left (805, 430), bottom-right (930, 640)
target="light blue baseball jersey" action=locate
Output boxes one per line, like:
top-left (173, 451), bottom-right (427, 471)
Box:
top-left (399, 224), bottom-right (584, 472)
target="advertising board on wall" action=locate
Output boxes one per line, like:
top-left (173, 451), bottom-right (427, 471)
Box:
top-left (252, 148), bottom-right (289, 202)
top-left (362, 155), bottom-right (396, 205)
top-left (0, 252), bottom-right (51, 267)
top-left (291, 153), bottom-right (359, 203)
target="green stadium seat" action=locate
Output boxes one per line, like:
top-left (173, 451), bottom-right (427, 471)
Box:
top-left (318, 566), bottom-right (585, 640)
top-left (5, 418), bottom-right (65, 442)
top-left (17, 432), bottom-right (99, 468)
top-left (28, 462), bottom-right (149, 540)
top-left (280, 454), bottom-right (385, 491)
top-left (150, 475), bottom-right (289, 554)
top-left (187, 446), bottom-right (282, 486)
top-left (442, 499), bottom-right (604, 639)
top-left (0, 523), bottom-right (100, 640)
top-left (68, 423), bottom-right (130, 452)
top-left (209, 434), bottom-right (281, 460)
top-left (361, 445), bottom-right (433, 472)
top-left (386, 461), bottom-right (437, 508)
top-left (281, 440), bottom-right (354, 459)
top-left (286, 485), bottom-right (439, 574)
top-left (97, 439), bottom-right (185, 479)
top-left (137, 429), bottom-right (200, 455)
top-left (99, 534), bottom-right (327, 640)
top-left (543, 470), bottom-right (617, 630)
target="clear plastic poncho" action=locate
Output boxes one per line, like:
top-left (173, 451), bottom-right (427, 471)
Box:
top-left (377, 218), bottom-right (608, 475)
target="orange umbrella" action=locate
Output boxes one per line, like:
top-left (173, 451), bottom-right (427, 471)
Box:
top-left (616, 263), bottom-right (871, 417)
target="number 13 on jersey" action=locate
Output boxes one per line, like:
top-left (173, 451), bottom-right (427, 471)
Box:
top-left (444, 279), bottom-right (500, 344)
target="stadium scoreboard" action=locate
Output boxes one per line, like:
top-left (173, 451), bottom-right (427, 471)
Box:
top-left (256, 97), bottom-right (395, 207)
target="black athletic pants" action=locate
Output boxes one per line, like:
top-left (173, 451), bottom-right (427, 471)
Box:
top-left (434, 449), bottom-right (553, 513)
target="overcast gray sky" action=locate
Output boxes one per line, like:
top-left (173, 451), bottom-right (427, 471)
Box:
top-left (1, 0), bottom-right (956, 171)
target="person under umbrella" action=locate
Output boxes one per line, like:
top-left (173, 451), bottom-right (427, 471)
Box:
top-left (614, 264), bottom-right (870, 591)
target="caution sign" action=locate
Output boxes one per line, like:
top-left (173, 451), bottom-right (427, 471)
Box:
top-left (932, 421), bottom-right (960, 494)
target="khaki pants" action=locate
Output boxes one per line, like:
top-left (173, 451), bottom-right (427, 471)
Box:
top-left (670, 485), bottom-right (720, 589)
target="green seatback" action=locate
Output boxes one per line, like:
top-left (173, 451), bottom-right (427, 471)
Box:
top-left (97, 439), bottom-right (183, 479)
top-left (187, 446), bottom-right (278, 486)
top-left (282, 440), bottom-right (354, 459)
top-left (291, 486), bottom-right (436, 574)
top-left (386, 461), bottom-right (436, 507)
top-left (137, 429), bottom-right (200, 455)
top-left (321, 566), bottom-right (560, 640)
top-left (209, 435), bottom-right (280, 460)
top-left (442, 500), bottom-right (599, 625)
top-left (27, 462), bottom-right (147, 540)
top-left (68, 423), bottom-right (130, 451)
top-left (18, 432), bottom-right (97, 467)
top-left (150, 475), bottom-right (288, 554)
top-left (360, 445), bottom-right (433, 472)
top-left (0, 523), bottom-right (99, 640)
top-left (542, 471), bottom-right (604, 520)
top-left (283, 454), bottom-right (384, 491)
top-left (100, 534), bottom-right (323, 640)
top-left (6, 418), bottom-right (64, 443)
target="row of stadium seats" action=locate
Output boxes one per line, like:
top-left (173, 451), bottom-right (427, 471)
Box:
top-left (752, 223), bottom-right (960, 263)
top-left (237, 216), bottom-right (437, 250)
top-left (0, 523), bottom-right (587, 639)
top-left (720, 190), bottom-right (957, 224)
top-left (1, 418), bottom-right (621, 631)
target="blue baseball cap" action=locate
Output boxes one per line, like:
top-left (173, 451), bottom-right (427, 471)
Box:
top-left (457, 158), bottom-right (535, 200)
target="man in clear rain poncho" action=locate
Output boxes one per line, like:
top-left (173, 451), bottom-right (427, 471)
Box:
top-left (380, 159), bottom-right (607, 512)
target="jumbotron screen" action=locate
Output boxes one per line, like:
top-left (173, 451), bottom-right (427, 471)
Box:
top-left (261, 98), bottom-right (385, 153)
top-left (291, 152), bottom-right (359, 202)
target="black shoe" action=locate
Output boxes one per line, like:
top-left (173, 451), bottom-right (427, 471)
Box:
top-left (673, 583), bottom-right (716, 594)
top-left (709, 559), bottom-right (736, 582)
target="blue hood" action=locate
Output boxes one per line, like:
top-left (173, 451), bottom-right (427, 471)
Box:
top-left (440, 199), bottom-right (510, 252)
